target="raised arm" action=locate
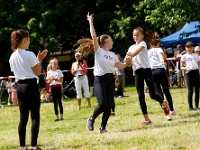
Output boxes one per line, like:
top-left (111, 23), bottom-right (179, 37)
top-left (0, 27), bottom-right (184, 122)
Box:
top-left (87, 12), bottom-right (99, 51)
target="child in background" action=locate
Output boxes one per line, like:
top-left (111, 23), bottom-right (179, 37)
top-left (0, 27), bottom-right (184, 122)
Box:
top-left (11, 84), bottom-right (18, 106)
top-left (40, 88), bottom-right (51, 103)
top-left (181, 41), bottom-right (200, 111)
top-left (6, 78), bottom-right (14, 105)
top-left (111, 80), bottom-right (125, 115)
top-left (46, 58), bottom-right (64, 121)
top-left (115, 79), bottom-right (124, 98)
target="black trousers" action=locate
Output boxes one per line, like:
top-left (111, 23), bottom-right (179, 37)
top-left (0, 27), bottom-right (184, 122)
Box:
top-left (134, 68), bottom-right (163, 115)
top-left (92, 73), bottom-right (115, 129)
top-left (51, 86), bottom-right (63, 115)
top-left (17, 78), bottom-right (40, 146)
top-left (186, 70), bottom-right (199, 109)
top-left (152, 68), bottom-right (174, 111)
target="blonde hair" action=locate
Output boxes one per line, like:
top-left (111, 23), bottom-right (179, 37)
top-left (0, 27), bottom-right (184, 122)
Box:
top-left (40, 88), bottom-right (46, 95)
top-left (74, 38), bottom-right (93, 56)
top-left (48, 58), bottom-right (58, 71)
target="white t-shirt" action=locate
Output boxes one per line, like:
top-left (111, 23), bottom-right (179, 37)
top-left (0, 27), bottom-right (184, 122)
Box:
top-left (46, 69), bottom-right (64, 86)
top-left (128, 41), bottom-right (150, 71)
top-left (9, 49), bottom-right (39, 81)
top-left (181, 53), bottom-right (200, 72)
top-left (94, 47), bottom-right (119, 76)
top-left (148, 47), bottom-right (166, 70)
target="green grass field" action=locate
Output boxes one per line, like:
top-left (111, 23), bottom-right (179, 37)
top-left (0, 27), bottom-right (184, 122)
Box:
top-left (0, 85), bottom-right (200, 150)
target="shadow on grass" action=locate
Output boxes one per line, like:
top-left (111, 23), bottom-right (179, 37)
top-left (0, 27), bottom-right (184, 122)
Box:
top-left (118, 111), bottom-right (200, 133)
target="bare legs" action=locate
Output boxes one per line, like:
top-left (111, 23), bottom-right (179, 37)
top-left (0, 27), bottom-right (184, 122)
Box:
top-left (78, 98), bottom-right (91, 109)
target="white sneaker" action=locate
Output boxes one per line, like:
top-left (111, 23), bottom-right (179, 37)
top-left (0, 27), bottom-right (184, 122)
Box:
top-left (170, 107), bottom-right (176, 116)
top-left (166, 115), bottom-right (172, 121)
top-left (7, 103), bottom-right (11, 106)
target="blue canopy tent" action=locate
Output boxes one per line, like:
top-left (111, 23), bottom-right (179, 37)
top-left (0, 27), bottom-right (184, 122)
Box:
top-left (160, 21), bottom-right (200, 48)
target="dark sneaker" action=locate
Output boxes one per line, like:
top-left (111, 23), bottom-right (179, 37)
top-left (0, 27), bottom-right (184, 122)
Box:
top-left (189, 108), bottom-right (195, 111)
top-left (162, 100), bottom-right (170, 115)
top-left (54, 119), bottom-right (59, 122)
top-left (86, 117), bottom-right (94, 131)
top-left (110, 112), bottom-right (115, 116)
top-left (141, 120), bottom-right (152, 125)
top-left (100, 127), bottom-right (107, 134)
top-left (194, 107), bottom-right (200, 111)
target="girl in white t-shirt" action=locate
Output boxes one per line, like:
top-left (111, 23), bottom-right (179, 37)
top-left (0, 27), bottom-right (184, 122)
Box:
top-left (75, 13), bottom-right (128, 133)
top-left (181, 41), bottom-right (200, 110)
top-left (46, 58), bottom-right (64, 121)
top-left (9, 29), bottom-right (48, 150)
top-left (124, 28), bottom-right (170, 125)
top-left (148, 31), bottom-right (176, 121)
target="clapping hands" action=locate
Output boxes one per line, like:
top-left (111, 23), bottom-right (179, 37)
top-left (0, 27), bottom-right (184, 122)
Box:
top-left (37, 49), bottom-right (48, 62)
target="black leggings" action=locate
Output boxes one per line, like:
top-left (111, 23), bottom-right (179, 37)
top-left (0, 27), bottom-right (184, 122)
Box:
top-left (134, 68), bottom-right (163, 115)
top-left (111, 100), bottom-right (115, 113)
top-left (51, 86), bottom-right (63, 115)
top-left (17, 79), bottom-right (40, 146)
top-left (152, 68), bottom-right (174, 111)
top-left (186, 70), bottom-right (199, 109)
top-left (92, 73), bottom-right (115, 129)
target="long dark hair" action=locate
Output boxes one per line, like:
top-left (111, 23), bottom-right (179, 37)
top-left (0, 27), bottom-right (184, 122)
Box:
top-left (133, 27), bottom-right (160, 46)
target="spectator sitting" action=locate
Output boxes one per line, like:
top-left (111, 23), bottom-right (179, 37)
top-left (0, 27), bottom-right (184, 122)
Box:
top-left (115, 79), bottom-right (124, 98)
top-left (40, 88), bottom-right (51, 103)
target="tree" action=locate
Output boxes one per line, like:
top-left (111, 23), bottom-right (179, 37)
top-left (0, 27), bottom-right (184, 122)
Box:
top-left (139, 0), bottom-right (200, 34)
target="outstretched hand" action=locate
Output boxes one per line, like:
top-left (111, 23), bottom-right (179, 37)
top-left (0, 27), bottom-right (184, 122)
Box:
top-left (124, 56), bottom-right (132, 67)
top-left (86, 12), bottom-right (94, 22)
top-left (37, 49), bottom-right (48, 62)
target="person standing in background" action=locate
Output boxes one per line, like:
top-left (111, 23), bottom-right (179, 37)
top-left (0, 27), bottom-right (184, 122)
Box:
top-left (115, 54), bottom-right (126, 92)
top-left (46, 58), bottom-right (64, 121)
top-left (6, 77), bottom-right (15, 105)
top-left (11, 83), bottom-right (18, 106)
top-left (71, 52), bottom-right (91, 110)
top-left (9, 29), bottom-right (48, 150)
top-left (181, 41), bottom-right (200, 111)
top-left (38, 65), bottom-right (46, 91)
top-left (174, 44), bottom-right (187, 87)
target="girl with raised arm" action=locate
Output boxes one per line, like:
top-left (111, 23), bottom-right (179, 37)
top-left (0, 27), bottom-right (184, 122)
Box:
top-left (75, 13), bottom-right (127, 133)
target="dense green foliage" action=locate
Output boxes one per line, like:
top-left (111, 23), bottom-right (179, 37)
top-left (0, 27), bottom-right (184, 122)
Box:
top-left (0, 0), bottom-right (199, 75)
